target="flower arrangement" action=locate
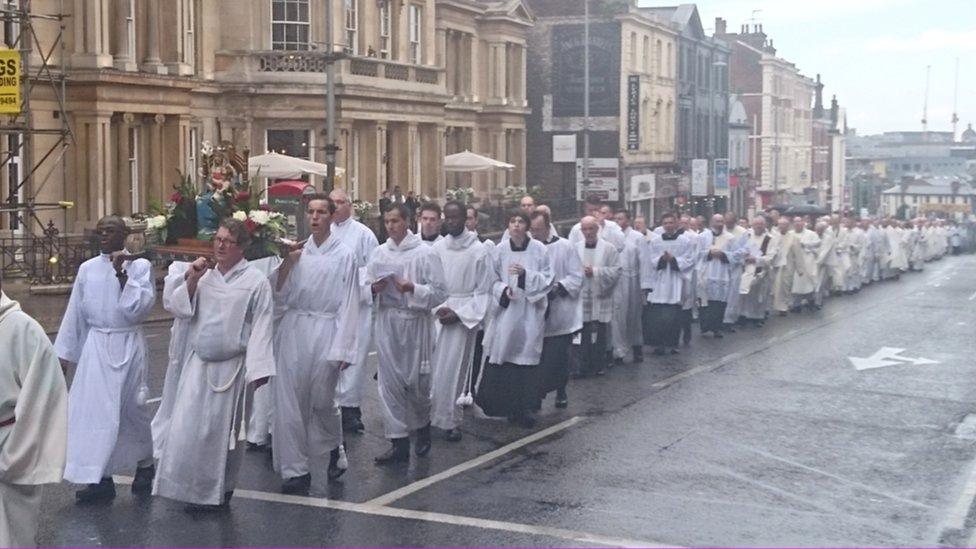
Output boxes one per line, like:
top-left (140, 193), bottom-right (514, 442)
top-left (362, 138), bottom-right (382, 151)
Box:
top-left (502, 185), bottom-right (542, 206)
top-left (445, 187), bottom-right (476, 204)
top-left (352, 199), bottom-right (374, 221)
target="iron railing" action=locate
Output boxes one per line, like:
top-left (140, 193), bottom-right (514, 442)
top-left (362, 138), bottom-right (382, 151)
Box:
top-left (0, 222), bottom-right (97, 285)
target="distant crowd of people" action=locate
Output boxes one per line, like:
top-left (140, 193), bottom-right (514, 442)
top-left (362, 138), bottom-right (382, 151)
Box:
top-left (0, 189), bottom-right (968, 545)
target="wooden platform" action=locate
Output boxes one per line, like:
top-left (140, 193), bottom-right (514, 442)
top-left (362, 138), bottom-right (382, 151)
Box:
top-left (153, 238), bottom-right (214, 260)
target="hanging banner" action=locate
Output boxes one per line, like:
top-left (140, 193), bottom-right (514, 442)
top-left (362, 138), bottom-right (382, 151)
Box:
top-left (627, 75), bottom-right (640, 151)
top-left (714, 158), bottom-right (729, 196)
top-left (691, 158), bottom-right (708, 196)
top-left (0, 50), bottom-right (20, 114)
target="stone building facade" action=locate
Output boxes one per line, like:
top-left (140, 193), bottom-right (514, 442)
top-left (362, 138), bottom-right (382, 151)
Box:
top-left (3, 0), bottom-right (532, 233)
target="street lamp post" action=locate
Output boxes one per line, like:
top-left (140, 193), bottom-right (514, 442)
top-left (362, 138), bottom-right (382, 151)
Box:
top-left (323, 0), bottom-right (344, 193)
top-left (582, 0), bottom-right (590, 196)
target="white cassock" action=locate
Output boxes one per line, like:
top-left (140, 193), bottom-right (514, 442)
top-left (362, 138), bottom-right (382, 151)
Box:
top-left (243, 256), bottom-right (282, 446)
top-left (482, 238), bottom-right (553, 365)
top-left (271, 236), bottom-right (360, 479)
top-left (640, 232), bottom-right (697, 305)
top-left (846, 227), bottom-right (867, 289)
top-left (791, 229), bottom-right (821, 296)
top-left (569, 219), bottom-right (625, 251)
top-left (816, 230), bottom-right (837, 300)
top-left (151, 262), bottom-right (193, 460)
top-left (471, 231), bottom-right (497, 253)
top-left (698, 230), bottom-right (747, 303)
top-left (722, 225), bottom-right (749, 325)
top-left (828, 227), bottom-right (850, 292)
top-left (612, 227), bottom-right (644, 359)
top-left (909, 227), bottom-right (926, 270)
top-left (771, 229), bottom-right (796, 313)
top-left (0, 292), bottom-right (68, 548)
top-left (421, 234), bottom-right (444, 247)
top-left (332, 218), bottom-right (379, 411)
top-left (739, 230), bottom-right (778, 320)
top-left (367, 232), bottom-right (448, 439)
top-left (429, 230), bottom-right (493, 431)
top-left (153, 259), bottom-right (275, 505)
top-left (680, 229), bottom-right (701, 312)
top-left (54, 254), bottom-right (154, 484)
top-left (578, 239), bottom-right (621, 326)
top-left (884, 226), bottom-right (908, 275)
top-left (543, 235), bottom-right (583, 337)
top-left (868, 226), bottom-right (888, 281)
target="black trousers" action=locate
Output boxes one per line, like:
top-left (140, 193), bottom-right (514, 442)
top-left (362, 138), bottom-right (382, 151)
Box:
top-left (679, 308), bottom-right (693, 343)
top-left (539, 334), bottom-right (573, 397)
top-left (644, 303), bottom-right (682, 348)
top-left (577, 321), bottom-right (609, 375)
top-left (700, 300), bottom-right (727, 334)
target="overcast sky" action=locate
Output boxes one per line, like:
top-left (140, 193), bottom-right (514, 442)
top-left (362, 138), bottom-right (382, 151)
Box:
top-left (662, 0), bottom-right (976, 137)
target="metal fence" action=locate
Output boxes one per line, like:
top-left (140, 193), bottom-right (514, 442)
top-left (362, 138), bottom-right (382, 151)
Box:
top-left (0, 222), bottom-right (97, 285)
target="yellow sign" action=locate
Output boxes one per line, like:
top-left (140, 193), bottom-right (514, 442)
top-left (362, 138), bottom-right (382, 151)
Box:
top-left (0, 50), bottom-right (20, 114)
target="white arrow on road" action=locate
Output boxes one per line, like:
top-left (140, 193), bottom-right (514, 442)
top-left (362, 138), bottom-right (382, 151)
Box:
top-left (849, 347), bottom-right (940, 371)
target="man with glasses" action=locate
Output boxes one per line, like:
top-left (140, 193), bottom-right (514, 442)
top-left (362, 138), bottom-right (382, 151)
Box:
top-left (153, 218), bottom-right (275, 512)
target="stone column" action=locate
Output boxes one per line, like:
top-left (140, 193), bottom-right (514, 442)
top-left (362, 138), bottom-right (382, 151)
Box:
top-left (377, 124), bottom-right (388, 192)
top-left (149, 114), bottom-right (166, 203)
top-left (435, 125), bottom-right (446, 196)
top-left (469, 35), bottom-right (479, 102)
top-left (142, 0), bottom-right (167, 74)
top-left (112, 0), bottom-right (137, 71)
top-left (167, 0), bottom-right (194, 75)
top-left (519, 44), bottom-right (527, 106)
top-left (407, 123), bottom-right (419, 195)
top-left (71, 0), bottom-right (113, 68)
top-left (444, 29), bottom-right (455, 96)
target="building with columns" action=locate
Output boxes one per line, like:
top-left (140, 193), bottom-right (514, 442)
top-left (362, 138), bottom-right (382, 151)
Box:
top-left (3, 0), bottom-right (532, 233)
top-left (524, 0), bottom-right (677, 218)
top-left (715, 20), bottom-right (815, 209)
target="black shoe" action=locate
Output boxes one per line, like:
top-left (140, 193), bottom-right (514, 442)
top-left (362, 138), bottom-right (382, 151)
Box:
top-left (669, 348), bottom-right (680, 355)
top-left (341, 407), bottom-right (365, 434)
top-left (632, 347), bottom-right (644, 363)
top-left (513, 414), bottom-right (536, 429)
top-left (76, 477), bottom-right (116, 503)
top-left (131, 465), bottom-right (155, 495)
top-left (652, 347), bottom-right (666, 356)
top-left (246, 441), bottom-right (270, 452)
top-left (713, 331), bottom-right (724, 338)
top-left (444, 428), bottom-right (463, 442)
top-left (183, 492), bottom-right (232, 514)
top-left (414, 424), bottom-right (432, 457)
top-left (328, 445), bottom-right (348, 480)
top-left (554, 389), bottom-right (568, 409)
top-left (281, 473), bottom-right (311, 495)
top-left (375, 438), bottom-right (410, 465)
top-left (613, 357), bottom-right (624, 367)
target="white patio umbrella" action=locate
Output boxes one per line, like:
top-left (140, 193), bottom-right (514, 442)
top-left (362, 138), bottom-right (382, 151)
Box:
top-left (248, 151), bottom-right (345, 179)
top-left (444, 150), bottom-right (515, 173)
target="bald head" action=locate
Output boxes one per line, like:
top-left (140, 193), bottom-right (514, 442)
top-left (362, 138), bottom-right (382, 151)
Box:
top-left (581, 215), bottom-right (600, 245)
top-left (751, 216), bottom-right (767, 234)
top-left (710, 214), bottom-right (725, 232)
top-left (329, 188), bottom-right (352, 222)
top-left (535, 204), bottom-right (551, 217)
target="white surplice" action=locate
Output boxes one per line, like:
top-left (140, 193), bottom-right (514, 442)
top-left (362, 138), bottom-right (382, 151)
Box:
top-left (483, 238), bottom-right (553, 366)
top-left (722, 225), bottom-right (749, 324)
top-left (640, 232), bottom-right (697, 305)
top-left (791, 229), bottom-right (821, 296)
top-left (271, 236), bottom-right (360, 479)
top-left (577, 239), bottom-right (621, 324)
top-left (429, 230), bottom-right (494, 430)
top-left (698, 230), bottom-right (747, 302)
top-left (542, 235), bottom-right (583, 337)
top-left (242, 256), bottom-right (282, 446)
top-left (153, 259), bottom-right (275, 505)
top-left (1, 292), bottom-right (68, 548)
top-left (332, 218), bottom-right (379, 411)
top-left (368, 232), bottom-right (448, 439)
top-left (612, 227), bottom-right (645, 358)
top-left (771, 228), bottom-right (797, 313)
top-left (739, 230), bottom-right (778, 320)
top-left (151, 261), bottom-right (192, 460)
top-left (54, 254), bottom-right (155, 484)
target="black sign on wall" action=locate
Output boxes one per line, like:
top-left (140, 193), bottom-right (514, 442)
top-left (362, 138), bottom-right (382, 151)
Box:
top-left (551, 22), bottom-right (621, 118)
top-left (627, 75), bottom-right (640, 151)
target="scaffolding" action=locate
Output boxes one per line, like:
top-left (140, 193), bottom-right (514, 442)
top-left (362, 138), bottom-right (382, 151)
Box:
top-left (0, 0), bottom-right (80, 284)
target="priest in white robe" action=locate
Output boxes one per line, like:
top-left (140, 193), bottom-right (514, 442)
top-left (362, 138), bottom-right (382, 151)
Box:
top-left (368, 204), bottom-right (448, 464)
top-left (640, 213), bottom-right (696, 354)
top-left (530, 210), bottom-right (582, 409)
top-left (814, 220), bottom-right (836, 307)
top-left (698, 214), bottom-right (747, 337)
top-left (476, 210), bottom-right (553, 428)
top-left (271, 195), bottom-right (361, 494)
top-left (330, 189), bottom-right (379, 435)
top-left (771, 217), bottom-right (796, 315)
top-left (430, 202), bottom-right (494, 442)
top-left (791, 217), bottom-right (822, 311)
top-left (721, 212), bottom-right (749, 328)
top-left (153, 219), bottom-right (275, 512)
top-left (611, 210), bottom-right (645, 363)
top-left (464, 204), bottom-right (494, 396)
top-left (573, 216), bottom-right (620, 377)
top-left (845, 218), bottom-right (867, 291)
top-left (739, 216), bottom-right (778, 325)
top-left (827, 216), bottom-right (850, 293)
top-left (151, 261), bottom-right (192, 462)
top-left (909, 219), bottom-right (927, 271)
top-left (419, 202), bottom-right (444, 245)
top-left (54, 215), bottom-right (155, 502)
top-left (866, 220), bottom-right (887, 282)
top-left (0, 284), bottom-right (68, 547)
top-left (883, 219), bottom-right (908, 278)
top-left (568, 197), bottom-right (625, 251)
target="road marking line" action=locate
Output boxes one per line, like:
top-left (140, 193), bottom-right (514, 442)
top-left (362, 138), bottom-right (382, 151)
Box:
top-left (114, 474), bottom-right (674, 547)
top-left (943, 456), bottom-right (976, 531)
top-left (969, 290), bottom-right (976, 301)
top-left (365, 416), bottom-right (584, 507)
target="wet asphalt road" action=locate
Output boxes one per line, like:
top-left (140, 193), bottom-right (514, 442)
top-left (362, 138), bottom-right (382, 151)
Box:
top-left (35, 254), bottom-right (976, 547)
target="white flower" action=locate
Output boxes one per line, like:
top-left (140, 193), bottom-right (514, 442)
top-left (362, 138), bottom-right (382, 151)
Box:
top-left (249, 210), bottom-right (271, 225)
top-left (232, 211), bottom-right (247, 221)
top-left (147, 215), bottom-right (168, 230)
top-left (200, 140), bottom-right (214, 156)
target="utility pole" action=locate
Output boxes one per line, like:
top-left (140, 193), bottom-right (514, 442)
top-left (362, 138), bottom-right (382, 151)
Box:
top-left (324, 0), bottom-right (342, 193)
top-left (952, 57), bottom-right (960, 140)
top-left (582, 0), bottom-right (590, 196)
top-left (921, 64), bottom-right (930, 134)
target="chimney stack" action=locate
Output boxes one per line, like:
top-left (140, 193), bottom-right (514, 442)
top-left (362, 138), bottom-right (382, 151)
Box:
top-left (715, 17), bottom-right (726, 35)
top-left (814, 74), bottom-right (824, 116)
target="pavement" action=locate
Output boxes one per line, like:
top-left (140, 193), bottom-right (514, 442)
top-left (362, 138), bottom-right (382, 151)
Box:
top-left (29, 254), bottom-right (976, 547)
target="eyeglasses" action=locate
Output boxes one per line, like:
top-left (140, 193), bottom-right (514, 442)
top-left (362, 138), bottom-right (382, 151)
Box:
top-left (213, 237), bottom-right (238, 246)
